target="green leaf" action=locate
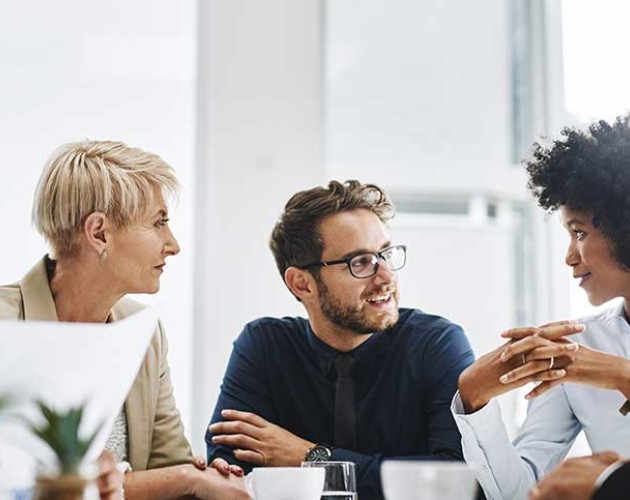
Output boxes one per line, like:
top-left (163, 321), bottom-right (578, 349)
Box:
top-left (0, 396), bottom-right (10, 410)
top-left (27, 400), bottom-right (104, 475)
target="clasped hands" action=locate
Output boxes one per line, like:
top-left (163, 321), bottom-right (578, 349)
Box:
top-left (459, 321), bottom-right (588, 413)
top-left (208, 409), bottom-right (314, 470)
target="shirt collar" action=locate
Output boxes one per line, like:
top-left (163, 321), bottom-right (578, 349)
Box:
top-left (306, 323), bottom-right (386, 377)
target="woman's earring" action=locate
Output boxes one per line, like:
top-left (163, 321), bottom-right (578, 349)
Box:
top-left (100, 249), bottom-right (108, 261)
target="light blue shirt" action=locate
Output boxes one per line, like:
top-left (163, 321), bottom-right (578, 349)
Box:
top-left (451, 302), bottom-right (630, 500)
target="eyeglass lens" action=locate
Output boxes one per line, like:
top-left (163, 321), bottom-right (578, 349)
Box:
top-left (349, 246), bottom-right (405, 278)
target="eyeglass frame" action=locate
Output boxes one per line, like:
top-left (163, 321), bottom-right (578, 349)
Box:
top-left (296, 244), bottom-right (407, 279)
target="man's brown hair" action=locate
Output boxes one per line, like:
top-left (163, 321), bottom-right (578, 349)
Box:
top-left (269, 180), bottom-right (395, 280)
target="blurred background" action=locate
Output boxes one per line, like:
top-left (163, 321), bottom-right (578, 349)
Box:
top-left (1, 0), bottom-right (629, 455)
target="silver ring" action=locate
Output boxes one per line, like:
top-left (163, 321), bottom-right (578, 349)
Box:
top-left (548, 356), bottom-right (554, 370)
top-left (521, 354), bottom-right (527, 365)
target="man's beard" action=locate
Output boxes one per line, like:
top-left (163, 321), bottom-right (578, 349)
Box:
top-left (316, 278), bottom-right (399, 334)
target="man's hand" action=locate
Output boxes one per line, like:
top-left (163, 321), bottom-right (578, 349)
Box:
top-left (95, 450), bottom-right (123, 500)
top-left (458, 322), bottom-right (582, 413)
top-left (189, 466), bottom-right (251, 500)
top-left (529, 451), bottom-right (622, 500)
top-left (208, 409), bottom-right (314, 467)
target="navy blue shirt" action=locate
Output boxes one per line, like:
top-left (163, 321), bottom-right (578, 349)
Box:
top-left (206, 308), bottom-right (474, 499)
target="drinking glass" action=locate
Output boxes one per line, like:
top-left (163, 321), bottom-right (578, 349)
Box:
top-left (301, 461), bottom-right (357, 500)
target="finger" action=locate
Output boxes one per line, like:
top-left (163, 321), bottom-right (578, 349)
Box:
top-left (102, 487), bottom-right (124, 500)
top-left (528, 485), bottom-right (541, 500)
top-left (101, 491), bottom-right (121, 500)
top-left (531, 354), bottom-right (573, 371)
top-left (592, 450), bottom-right (623, 464)
top-left (211, 433), bottom-right (262, 451)
top-left (538, 322), bottom-right (585, 340)
top-left (500, 336), bottom-right (550, 362)
top-left (233, 448), bottom-right (265, 465)
top-left (97, 450), bottom-right (117, 475)
top-left (209, 420), bottom-right (262, 438)
top-left (229, 464), bottom-right (245, 476)
top-left (96, 469), bottom-right (123, 497)
top-left (537, 319), bottom-right (580, 329)
top-left (521, 344), bottom-right (579, 362)
top-left (221, 409), bottom-right (267, 427)
top-left (210, 458), bottom-right (232, 475)
top-left (500, 365), bottom-right (566, 386)
top-left (524, 378), bottom-right (565, 400)
top-left (500, 326), bottom-right (540, 340)
top-left (95, 452), bottom-right (121, 494)
top-left (192, 456), bottom-right (207, 470)
top-left (499, 359), bottom-right (551, 384)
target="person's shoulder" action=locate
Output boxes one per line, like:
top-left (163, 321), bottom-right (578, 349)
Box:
top-left (579, 303), bottom-right (622, 326)
top-left (395, 308), bottom-right (469, 348)
top-left (395, 309), bottom-right (473, 373)
top-left (594, 460), bottom-right (630, 500)
top-left (112, 296), bottom-right (147, 318)
top-left (397, 307), bottom-right (463, 333)
top-left (112, 297), bottom-right (164, 351)
top-left (574, 302), bottom-right (627, 345)
top-left (234, 316), bottom-right (309, 351)
top-left (0, 281), bottom-right (20, 299)
top-left (0, 282), bottom-right (23, 320)
top-left (240, 316), bottom-right (309, 339)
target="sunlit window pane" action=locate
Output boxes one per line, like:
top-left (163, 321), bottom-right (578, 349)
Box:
top-left (562, 0), bottom-right (630, 122)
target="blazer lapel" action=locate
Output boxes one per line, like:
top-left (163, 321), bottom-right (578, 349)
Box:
top-left (19, 258), bottom-right (58, 321)
top-left (19, 257), bottom-right (153, 470)
top-left (110, 306), bottom-right (152, 470)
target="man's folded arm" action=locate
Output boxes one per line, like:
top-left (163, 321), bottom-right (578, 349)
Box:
top-left (205, 328), bottom-right (274, 471)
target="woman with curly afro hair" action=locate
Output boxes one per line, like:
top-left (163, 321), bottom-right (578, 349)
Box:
top-left (452, 115), bottom-right (630, 500)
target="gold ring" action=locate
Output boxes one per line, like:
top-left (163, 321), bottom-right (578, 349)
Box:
top-left (521, 354), bottom-right (527, 365)
top-left (548, 356), bottom-right (554, 370)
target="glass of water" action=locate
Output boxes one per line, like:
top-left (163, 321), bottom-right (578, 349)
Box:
top-left (301, 461), bottom-right (357, 500)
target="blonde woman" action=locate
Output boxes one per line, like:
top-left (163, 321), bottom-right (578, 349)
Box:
top-left (1, 141), bottom-right (249, 499)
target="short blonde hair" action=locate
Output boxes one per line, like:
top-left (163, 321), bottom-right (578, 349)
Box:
top-left (33, 140), bottom-right (179, 258)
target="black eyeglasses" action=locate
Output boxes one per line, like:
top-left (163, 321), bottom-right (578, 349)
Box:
top-left (297, 244), bottom-right (407, 279)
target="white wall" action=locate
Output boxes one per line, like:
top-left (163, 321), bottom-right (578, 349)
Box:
top-left (193, 0), bottom-right (325, 452)
top-left (0, 0), bottom-right (581, 460)
top-left (0, 0), bottom-right (197, 440)
top-left (326, 0), bottom-right (526, 198)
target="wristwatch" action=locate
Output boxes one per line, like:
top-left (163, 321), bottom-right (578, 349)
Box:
top-left (304, 443), bottom-right (334, 462)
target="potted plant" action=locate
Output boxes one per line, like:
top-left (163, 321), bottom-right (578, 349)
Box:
top-left (29, 401), bottom-right (102, 500)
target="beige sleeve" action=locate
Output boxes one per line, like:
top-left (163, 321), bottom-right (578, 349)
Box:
top-left (146, 322), bottom-right (193, 469)
top-left (0, 286), bottom-right (24, 320)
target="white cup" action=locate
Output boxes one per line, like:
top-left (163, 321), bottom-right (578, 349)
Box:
top-left (380, 461), bottom-right (478, 500)
top-left (245, 467), bottom-right (325, 500)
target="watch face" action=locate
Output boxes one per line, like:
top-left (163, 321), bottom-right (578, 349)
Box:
top-left (307, 445), bottom-right (332, 461)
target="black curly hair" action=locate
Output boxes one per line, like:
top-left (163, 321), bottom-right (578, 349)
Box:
top-left (526, 115), bottom-right (630, 270)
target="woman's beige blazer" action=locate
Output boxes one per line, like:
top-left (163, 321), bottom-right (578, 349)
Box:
top-left (0, 257), bottom-right (192, 471)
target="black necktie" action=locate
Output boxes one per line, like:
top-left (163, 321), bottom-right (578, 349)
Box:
top-left (334, 354), bottom-right (356, 449)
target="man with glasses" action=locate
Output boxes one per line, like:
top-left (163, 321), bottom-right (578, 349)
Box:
top-left (205, 180), bottom-right (474, 500)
